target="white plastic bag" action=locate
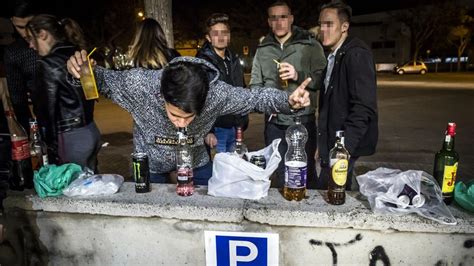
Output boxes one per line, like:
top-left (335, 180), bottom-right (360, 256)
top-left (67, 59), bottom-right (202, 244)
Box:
top-left (356, 167), bottom-right (456, 225)
top-left (63, 171), bottom-right (124, 197)
top-left (208, 139), bottom-right (281, 200)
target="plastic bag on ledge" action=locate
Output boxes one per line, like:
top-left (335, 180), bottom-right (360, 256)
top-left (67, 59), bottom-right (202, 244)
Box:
top-left (356, 167), bottom-right (456, 225)
top-left (63, 168), bottom-right (124, 197)
top-left (208, 138), bottom-right (281, 200)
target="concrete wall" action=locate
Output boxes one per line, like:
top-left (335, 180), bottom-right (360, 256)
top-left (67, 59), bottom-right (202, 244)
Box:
top-left (2, 184), bottom-right (473, 265)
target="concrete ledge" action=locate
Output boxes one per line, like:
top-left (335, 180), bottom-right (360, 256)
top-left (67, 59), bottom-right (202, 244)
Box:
top-left (5, 183), bottom-right (473, 234)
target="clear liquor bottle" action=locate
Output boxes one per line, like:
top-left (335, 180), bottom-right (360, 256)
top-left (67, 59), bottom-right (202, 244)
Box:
top-left (176, 127), bottom-right (194, 196)
top-left (232, 126), bottom-right (248, 159)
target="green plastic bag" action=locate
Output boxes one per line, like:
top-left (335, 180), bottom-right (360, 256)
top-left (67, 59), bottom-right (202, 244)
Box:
top-left (454, 181), bottom-right (474, 213)
top-left (33, 163), bottom-right (82, 198)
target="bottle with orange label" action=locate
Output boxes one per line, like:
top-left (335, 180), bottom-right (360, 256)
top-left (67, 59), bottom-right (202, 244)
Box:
top-left (433, 122), bottom-right (459, 204)
top-left (328, 131), bottom-right (350, 205)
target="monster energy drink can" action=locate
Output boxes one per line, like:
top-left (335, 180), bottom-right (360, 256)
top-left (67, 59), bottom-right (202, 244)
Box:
top-left (132, 152), bottom-right (150, 193)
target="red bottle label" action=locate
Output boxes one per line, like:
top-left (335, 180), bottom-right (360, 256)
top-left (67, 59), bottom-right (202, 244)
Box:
top-left (12, 139), bottom-right (31, 160)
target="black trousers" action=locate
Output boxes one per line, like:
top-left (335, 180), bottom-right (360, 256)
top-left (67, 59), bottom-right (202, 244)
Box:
top-left (317, 156), bottom-right (359, 190)
top-left (58, 122), bottom-right (102, 173)
top-left (264, 116), bottom-right (318, 189)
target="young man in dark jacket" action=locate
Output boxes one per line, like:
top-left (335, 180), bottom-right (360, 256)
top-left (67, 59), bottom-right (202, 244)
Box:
top-left (4, 1), bottom-right (39, 133)
top-left (317, 1), bottom-right (378, 190)
top-left (196, 13), bottom-right (247, 153)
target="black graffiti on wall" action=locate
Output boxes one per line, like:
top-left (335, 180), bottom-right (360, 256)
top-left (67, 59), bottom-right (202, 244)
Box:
top-left (369, 246), bottom-right (390, 266)
top-left (309, 234), bottom-right (390, 266)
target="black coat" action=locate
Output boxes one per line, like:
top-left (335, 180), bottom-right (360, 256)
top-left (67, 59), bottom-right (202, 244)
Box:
top-left (196, 41), bottom-right (247, 129)
top-left (318, 36), bottom-right (378, 165)
top-left (35, 43), bottom-right (95, 160)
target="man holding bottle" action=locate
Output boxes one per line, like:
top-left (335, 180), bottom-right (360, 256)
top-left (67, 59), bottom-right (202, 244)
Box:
top-left (317, 1), bottom-right (378, 190)
top-left (249, 1), bottom-right (326, 189)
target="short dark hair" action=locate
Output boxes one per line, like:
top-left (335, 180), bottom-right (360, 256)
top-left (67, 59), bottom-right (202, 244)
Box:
top-left (160, 61), bottom-right (209, 115)
top-left (320, 0), bottom-right (352, 23)
top-left (205, 13), bottom-right (230, 33)
top-left (267, 1), bottom-right (292, 16)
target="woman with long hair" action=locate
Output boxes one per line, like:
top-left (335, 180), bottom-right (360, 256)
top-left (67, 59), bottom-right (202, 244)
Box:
top-left (128, 18), bottom-right (180, 69)
top-left (26, 14), bottom-right (101, 172)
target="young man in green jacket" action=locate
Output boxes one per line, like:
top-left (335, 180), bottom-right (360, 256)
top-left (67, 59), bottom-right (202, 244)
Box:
top-left (249, 1), bottom-right (326, 189)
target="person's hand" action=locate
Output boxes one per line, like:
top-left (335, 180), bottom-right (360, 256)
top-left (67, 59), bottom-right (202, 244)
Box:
top-left (205, 133), bottom-right (217, 148)
top-left (279, 62), bottom-right (298, 81)
top-left (288, 78), bottom-right (311, 109)
top-left (67, 50), bottom-right (96, 79)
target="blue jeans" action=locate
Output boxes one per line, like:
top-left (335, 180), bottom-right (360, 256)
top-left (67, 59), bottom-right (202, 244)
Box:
top-left (150, 161), bottom-right (213, 186)
top-left (214, 127), bottom-right (236, 153)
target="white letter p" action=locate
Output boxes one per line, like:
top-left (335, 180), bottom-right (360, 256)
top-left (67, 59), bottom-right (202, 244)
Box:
top-left (229, 240), bottom-right (258, 266)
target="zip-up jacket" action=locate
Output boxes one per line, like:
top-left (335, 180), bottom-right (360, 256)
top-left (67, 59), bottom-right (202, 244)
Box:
top-left (250, 26), bottom-right (326, 125)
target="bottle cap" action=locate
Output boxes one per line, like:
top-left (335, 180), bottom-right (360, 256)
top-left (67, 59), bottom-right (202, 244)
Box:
top-left (446, 122), bottom-right (456, 136)
top-left (336, 131), bottom-right (344, 138)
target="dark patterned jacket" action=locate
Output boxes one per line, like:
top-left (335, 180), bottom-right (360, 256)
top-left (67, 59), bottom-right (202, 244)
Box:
top-left (79, 57), bottom-right (293, 174)
top-left (4, 38), bottom-right (38, 107)
top-left (196, 41), bottom-right (248, 129)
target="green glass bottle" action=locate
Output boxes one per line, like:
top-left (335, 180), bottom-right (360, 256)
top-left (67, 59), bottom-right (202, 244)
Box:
top-left (433, 122), bottom-right (459, 204)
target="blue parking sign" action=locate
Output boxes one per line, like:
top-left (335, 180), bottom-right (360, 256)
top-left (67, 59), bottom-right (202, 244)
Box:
top-left (205, 231), bottom-right (279, 266)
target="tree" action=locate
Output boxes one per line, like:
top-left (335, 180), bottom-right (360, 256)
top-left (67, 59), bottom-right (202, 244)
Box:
top-left (144, 0), bottom-right (174, 47)
top-left (393, 1), bottom-right (456, 63)
top-left (447, 12), bottom-right (473, 71)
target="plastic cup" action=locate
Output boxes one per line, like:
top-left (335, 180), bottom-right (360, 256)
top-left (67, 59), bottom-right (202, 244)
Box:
top-left (273, 59), bottom-right (288, 89)
top-left (80, 49), bottom-right (99, 100)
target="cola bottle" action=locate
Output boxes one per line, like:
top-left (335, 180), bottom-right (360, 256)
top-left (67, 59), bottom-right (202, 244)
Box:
top-left (1, 84), bottom-right (33, 190)
top-left (5, 110), bottom-right (33, 190)
top-left (176, 128), bottom-right (194, 196)
top-left (283, 116), bottom-right (308, 201)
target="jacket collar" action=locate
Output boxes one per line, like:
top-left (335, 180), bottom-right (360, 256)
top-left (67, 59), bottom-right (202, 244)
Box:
top-left (199, 41), bottom-right (234, 61)
top-left (259, 26), bottom-right (314, 48)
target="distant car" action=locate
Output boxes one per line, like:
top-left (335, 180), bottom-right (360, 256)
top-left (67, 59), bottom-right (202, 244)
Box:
top-left (394, 61), bottom-right (428, 75)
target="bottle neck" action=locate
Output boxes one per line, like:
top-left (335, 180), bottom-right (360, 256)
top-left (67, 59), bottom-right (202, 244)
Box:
top-left (442, 134), bottom-right (455, 151)
top-left (236, 127), bottom-right (243, 143)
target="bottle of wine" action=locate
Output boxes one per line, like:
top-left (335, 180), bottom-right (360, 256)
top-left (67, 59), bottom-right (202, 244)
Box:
top-left (283, 116), bottom-right (308, 201)
top-left (1, 81), bottom-right (33, 190)
top-left (433, 122), bottom-right (459, 204)
top-left (328, 131), bottom-right (350, 205)
top-left (29, 119), bottom-right (49, 170)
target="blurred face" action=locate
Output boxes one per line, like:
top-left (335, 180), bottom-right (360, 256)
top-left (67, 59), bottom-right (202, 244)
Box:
top-left (319, 8), bottom-right (349, 51)
top-left (26, 29), bottom-right (50, 56)
top-left (268, 5), bottom-right (293, 39)
top-left (165, 102), bottom-right (196, 128)
top-left (206, 23), bottom-right (230, 50)
top-left (11, 16), bottom-right (33, 40)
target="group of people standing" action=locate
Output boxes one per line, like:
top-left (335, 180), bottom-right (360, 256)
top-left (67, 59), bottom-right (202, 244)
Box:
top-left (191, 0), bottom-right (378, 190)
top-left (3, 0), bottom-right (378, 192)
